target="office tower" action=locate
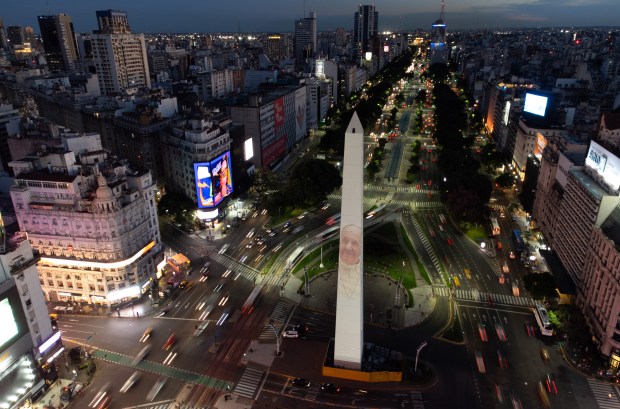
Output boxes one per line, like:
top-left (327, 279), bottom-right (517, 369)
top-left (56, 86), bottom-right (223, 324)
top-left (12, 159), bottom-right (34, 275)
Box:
top-left (38, 14), bottom-right (80, 73)
top-left (430, 0), bottom-right (448, 65)
top-left (0, 18), bottom-right (8, 50)
top-left (265, 34), bottom-right (289, 62)
top-left (7, 25), bottom-right (24, 46)
top-left (89, 10), bottom-right (150, 95)
top-left (294, 12), bottom-right (317, 68)
top-left (96, 9), bottom-right (131, 34)
top-left (23, 26), bottom-right (36, 46)
top-left (9, 132), bottom-right (163, 306)
top-left (353, 5), bottom-right (378, 63)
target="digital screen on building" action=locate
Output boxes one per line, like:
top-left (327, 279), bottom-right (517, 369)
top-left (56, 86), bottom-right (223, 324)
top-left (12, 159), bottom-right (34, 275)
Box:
top-left (194, 151), bottom-right (233, 209)
top-left (585, 141), bottom-right (620, 191)
top-left (244, 138), bottom-right (253, 161)
top-left (503, 101), bottom-right (511, 125)
top-left (523, 93), bottom-right (548, 117)
top-left (0, 298), bottom-right (19, 349)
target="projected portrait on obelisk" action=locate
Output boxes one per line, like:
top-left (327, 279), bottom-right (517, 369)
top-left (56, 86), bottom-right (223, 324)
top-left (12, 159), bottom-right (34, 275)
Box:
top-left (334, 112), bottom-right (364, 370)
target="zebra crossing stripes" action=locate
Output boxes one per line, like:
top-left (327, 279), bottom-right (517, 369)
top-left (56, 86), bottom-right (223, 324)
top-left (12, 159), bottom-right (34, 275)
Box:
top-left (586, 378), bottom-right (620, 409)
top-left (389, 199), bottom-right (442, 208)
top-left (129, 403), bottom-right (172, 409)
top-left (259, 299), bottom-right (296, 341)
top-left (234, 367), bottom-right (265, 399)
top-left (432, 286), bottom-right (535, 307)
top-left (209, 252), bottom-right (261, 282)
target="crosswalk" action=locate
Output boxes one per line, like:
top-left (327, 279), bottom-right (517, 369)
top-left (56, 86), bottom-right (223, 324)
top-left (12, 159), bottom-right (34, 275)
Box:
top-left (432, 286), bottom-right (535, 307)
top-left (209, 252), bottom-right (261, 283)
top-left (587, 378), bottom-right (620, 409)
top-left (122, 402), bottom-right (172, 409)
top-left (234, 367), bottom-right (265, 399)
top-left (259, 299), bottom-right (296, 341)
top-left (391, 199), bottom-right (443, 208)
top-left (408, 213), bottom-right (442, 276)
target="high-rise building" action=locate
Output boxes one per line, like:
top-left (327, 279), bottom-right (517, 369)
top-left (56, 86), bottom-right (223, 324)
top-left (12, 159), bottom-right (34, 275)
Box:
top-left (38, 14), bottom-right (80, 73)
top-left (294, 12), bottom-right (317, 69)
top-left (335, 28), bottom-right (347, 48)
top-left (9, 132), bottom-right (163, 306)
top-left (7, 25), bottom-right (24, 46)
top-left (0, 18), bottom-right (8, 50)
top-left (87, 10), bottom-right (150, 95)
top-left (353, 5), bottom-right (378, 63)
top-left (265, 34), bottom-right (289, 62)
top-left (430, 0), bottom-right (448, 65)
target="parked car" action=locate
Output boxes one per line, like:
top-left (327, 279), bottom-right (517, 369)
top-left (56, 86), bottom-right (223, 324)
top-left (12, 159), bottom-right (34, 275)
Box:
top-left (291, 378), bottom-right (310, 387)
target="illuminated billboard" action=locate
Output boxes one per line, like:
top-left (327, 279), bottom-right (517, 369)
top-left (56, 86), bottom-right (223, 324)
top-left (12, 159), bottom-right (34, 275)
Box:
top-left (534, 133), bottom-right (548, 158)
top-left (524, 93), bottom-right (548, 117)
top-left (194, 150), bottom-right (233, 209)
top-left (244, 138), bottom-right (253, 161)
top-left (585, 141), bottom-right (620, 191)
top-left (0, 298), bottom-right (19, 349)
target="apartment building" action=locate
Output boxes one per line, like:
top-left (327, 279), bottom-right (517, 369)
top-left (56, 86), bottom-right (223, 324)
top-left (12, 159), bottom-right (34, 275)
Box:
top-left (9, 132), bottom-right (162, 306)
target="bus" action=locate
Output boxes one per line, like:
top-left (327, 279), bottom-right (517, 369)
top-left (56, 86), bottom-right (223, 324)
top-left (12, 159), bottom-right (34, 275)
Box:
top-left (325, 213), bottom-right (341, 226)
top-left (315, 225), bottom-right (339, 243)
top-left (490, 217), bottom-right (500, 236)
top-left (286, 246), bottom-right (304, 269)
top-left (534, 304), bottom-right (554, 336)
top-left (241, 285), bottom-right (263, 315)
top-left (512, 229), bottom-right (525, 253)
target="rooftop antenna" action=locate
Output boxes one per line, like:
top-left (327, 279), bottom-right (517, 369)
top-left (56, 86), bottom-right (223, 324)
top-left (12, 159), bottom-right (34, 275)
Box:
top-left (440, 0), bottom-right (445, 22)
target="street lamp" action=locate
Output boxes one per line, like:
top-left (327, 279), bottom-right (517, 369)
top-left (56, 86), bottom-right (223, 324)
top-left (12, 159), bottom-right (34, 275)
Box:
top-left (268, 320), bottom-right (281, 356)
top-left (319, 244), bottom-right (324, 269)
top-left (415, 341), bottom-right (428, 373)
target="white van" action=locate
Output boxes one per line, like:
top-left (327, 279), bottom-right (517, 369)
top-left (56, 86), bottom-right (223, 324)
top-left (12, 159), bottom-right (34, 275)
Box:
top-left (283, 330), bottom-right (299, 338)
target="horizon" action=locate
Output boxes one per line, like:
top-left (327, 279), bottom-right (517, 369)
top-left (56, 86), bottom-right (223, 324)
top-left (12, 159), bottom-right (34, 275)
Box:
top-left (1, 0), bottom-right (619, 35)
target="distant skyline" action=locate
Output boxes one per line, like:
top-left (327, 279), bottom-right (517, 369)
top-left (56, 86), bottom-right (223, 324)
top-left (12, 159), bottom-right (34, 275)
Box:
top-left (2, 0), bottom-right (619, 34)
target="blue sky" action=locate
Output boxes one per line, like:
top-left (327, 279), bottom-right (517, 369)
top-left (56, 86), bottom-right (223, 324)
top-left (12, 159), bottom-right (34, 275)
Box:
top-left (2, 0), bottom-right (618, 34)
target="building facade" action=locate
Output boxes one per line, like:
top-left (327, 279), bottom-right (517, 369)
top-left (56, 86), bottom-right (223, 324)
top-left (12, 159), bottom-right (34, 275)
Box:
top-left (294, 12), bottom-right (317, 69)
top-left (9, 133), bottom-right (162, 306)
top-left (353, 5), bottom-right (378, 64)
top-left (37, 14), bottom-right (80, 74)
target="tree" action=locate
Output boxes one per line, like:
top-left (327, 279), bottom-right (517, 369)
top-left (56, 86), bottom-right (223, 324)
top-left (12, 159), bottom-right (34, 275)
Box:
top-left (523, 272), bottom-right (558, 300)
top-left (495, 172), bottom-right (515, 189)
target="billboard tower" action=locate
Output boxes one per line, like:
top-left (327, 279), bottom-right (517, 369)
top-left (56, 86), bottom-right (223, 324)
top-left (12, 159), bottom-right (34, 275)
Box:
top-left (334, 112), bottom-right (364, 369)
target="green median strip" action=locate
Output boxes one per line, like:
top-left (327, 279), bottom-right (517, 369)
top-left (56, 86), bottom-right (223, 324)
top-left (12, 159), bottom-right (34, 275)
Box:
top-left (91, 349), bottom-right (233, 391)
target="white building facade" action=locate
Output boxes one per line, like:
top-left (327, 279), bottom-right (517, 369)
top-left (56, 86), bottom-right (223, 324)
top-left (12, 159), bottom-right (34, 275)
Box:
top-left (9, 133), bottom-right (162, 306)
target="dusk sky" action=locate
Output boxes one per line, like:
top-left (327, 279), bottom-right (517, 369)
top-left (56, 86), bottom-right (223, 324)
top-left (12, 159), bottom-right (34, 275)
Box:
top-left (2, 0), bottom-right (619, 34)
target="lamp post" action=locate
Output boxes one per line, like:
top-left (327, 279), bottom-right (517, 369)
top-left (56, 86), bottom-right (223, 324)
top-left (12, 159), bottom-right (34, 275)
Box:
top-left (319, 244), bottom-right (324, 269)
top-left (268, 320), bottom-right (281, 356)
top-left (414, 341), bottom-right (428, 373)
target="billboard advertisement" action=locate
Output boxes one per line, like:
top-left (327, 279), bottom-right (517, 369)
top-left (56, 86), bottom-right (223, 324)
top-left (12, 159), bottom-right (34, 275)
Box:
top-left (524, 93), bottom-right (548, 117)
top-left (585, 141), bottom-right (620, 191)
top-left (0, 285), bottom-right (28, 356)
top-left (534, 133), bottom-right (548, 158)
top-left (294, 87), bottom-right (307, 141)
top-left (194, 151), bottom-right (233, 209)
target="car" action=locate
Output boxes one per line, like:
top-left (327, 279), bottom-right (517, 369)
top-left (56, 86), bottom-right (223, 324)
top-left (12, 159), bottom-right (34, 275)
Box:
top-left (119, 371), bottom-right (140, 393)
top-left (537, 381), bottom-right (551, 409)
top-left (478, 323), bottom-right (488, 342)
top-left (545, 373), bottom-right (558, 394)
top-left (179, 280), bottom-right (189, 290)
top-left (89, 382), bottom-right (111, 408)
top-left (447, 238), bottom-right (454, 246)
top-left (509, 251), bottom-right (516, 259)
top-left (525, 322), bottom-right (536, 337)
top-left (283, 330), bottom-right (299, 338)
top-left (540, 347), bottom-right (551, 363)
top-left (495, 323), bottom-right (507, 342)
top-left (163, 334), bottom-right (176, 351)
top-left (291, 378), bottom-right (310, 387)
top-left (246, 240), bottom-right (254, 249)
top-left (321, 383), bottom-right (340, 393)
top-left (475, 351), bottom-right (486, 374)
top-left (213, 280), bottom-right (226, 292)
top-left (293, 323), bottom-right (309, 333)
top-left (139, 327), bottom-right (153, 342)
top-left (497, 350), bottom-right (508, 369)
top-left (495, 384), bottom-right (504, 403)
